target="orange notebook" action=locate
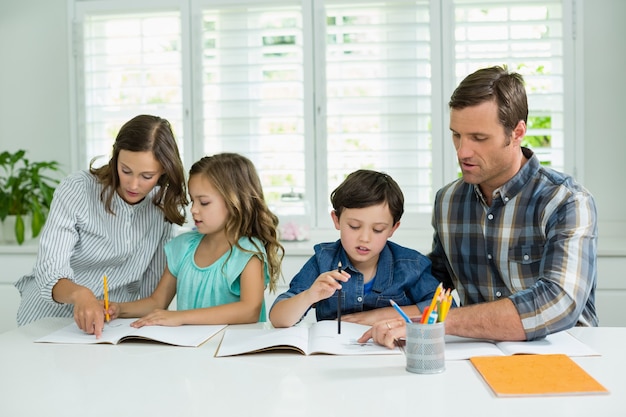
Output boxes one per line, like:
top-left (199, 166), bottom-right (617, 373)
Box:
top-left (470, 354), bottom-right (609, 397)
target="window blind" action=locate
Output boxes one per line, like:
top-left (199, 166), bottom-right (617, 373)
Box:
top-left (322, 1), bottom-right (433, 216)
top-left (78, 9), bottom-right (184, 166)
top-left (72, 0), bottom-right (570, 230)
top-left (452, 0), bottom-right (564, 171)
top-left (196, 1), bottom-right (305, 204)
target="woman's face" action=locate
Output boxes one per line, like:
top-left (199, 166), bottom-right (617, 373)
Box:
top-left (116, 150), bottom-right (164, 205)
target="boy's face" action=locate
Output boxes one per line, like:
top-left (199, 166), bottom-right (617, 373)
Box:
top-left (331, 203), bottom-right (400, 270)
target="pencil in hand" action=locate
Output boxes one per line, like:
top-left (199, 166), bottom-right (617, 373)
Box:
top-left (103, 275), bottom-right (110, 322)
top-left (337, 261), bottom-right (342, 334)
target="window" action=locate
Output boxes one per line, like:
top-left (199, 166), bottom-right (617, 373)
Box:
top-left (74, 3), bottom-right (185, 167)
top-left (452, 0), bottom-right (566, 171)
top-left (71, 0), bottom-right (573, 231)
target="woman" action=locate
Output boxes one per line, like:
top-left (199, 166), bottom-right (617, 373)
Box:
top-left (15, 115), bottom-right (188, 337)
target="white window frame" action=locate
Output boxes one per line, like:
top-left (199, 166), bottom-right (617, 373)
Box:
top-left (68, 0), bottom-right (582, 235)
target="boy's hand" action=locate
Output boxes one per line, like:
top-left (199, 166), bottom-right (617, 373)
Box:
top-left (304, 269), bottom-right (350, 304)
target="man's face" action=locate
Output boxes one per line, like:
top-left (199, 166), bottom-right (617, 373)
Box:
top-left (449, 100), bottom-right (525, 197)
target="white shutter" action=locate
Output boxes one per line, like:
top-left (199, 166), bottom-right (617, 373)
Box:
top-left (194, 0), bottom-right (306, 205)
top-left (452, 0), bottom-right (565, 172)
top-left (72, 0), bottom-right (571, 230)
top-left (76, 6), bottom-right (184, 167)
top-left (321, 0), bottom-right (434, 218)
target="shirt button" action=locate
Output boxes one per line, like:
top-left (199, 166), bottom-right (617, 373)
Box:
top-left (495, 291), bottom-right (502, 297)
top-left (523, 254), bottom-right (530, 261)
top-left (504, 197), bottom-right (510, 202)
top-left (487, 254), bottom-right (492, 260)
top-left (357, 296), bottom-right (363, 302)
top-left (487, 214), bottom-right (494, 220)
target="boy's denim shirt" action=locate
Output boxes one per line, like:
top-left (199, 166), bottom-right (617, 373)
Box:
top-left (270, 239), bottom-right (440, 322)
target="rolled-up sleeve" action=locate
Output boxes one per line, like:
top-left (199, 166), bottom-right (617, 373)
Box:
top-left (32, 175), bottom-right (85, 303)
top-left (511, 190), bottom-right (598, 340)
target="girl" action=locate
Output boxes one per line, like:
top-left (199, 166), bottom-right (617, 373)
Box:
top-left (16, 115), bottom-right (189, 337)
top-left (108, 153), bottom-right (284, 326)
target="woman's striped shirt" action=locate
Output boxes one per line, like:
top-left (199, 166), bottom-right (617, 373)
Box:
top-left (15, 170), bottom-right (174, 326)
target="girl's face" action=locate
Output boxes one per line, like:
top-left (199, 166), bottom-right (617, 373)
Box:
top-left (188, 174), bottom-right (229, 235)
top-left (116, 150), bottom-right (163, 205)
top-left (331, 203), bottom-right (400, 271)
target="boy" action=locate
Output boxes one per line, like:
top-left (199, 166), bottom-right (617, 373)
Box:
top-left (269, 169), bottom-right (440, 327)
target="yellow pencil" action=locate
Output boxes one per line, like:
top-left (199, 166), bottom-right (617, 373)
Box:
top-left (103, 275), bottom-right (110, 322)
top-left (439, 292), bottom-right (451, 322)
top-left (423, 283), bottom-right (442, 324)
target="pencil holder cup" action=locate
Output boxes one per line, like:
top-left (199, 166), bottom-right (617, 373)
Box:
top-left (405, 321), bottom-right (445, 374)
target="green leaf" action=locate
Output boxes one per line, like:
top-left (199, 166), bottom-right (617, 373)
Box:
top-left (0, 149), bottom-right (62, 243)
top-left (15, 214), bottom-right (25, 245)
top-left (31, 201), bottom-right (44, 237)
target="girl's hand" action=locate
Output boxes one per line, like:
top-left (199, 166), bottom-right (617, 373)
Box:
top-left (305, 269), bottom-right (350, 304)
top-left (131, 309), bottom-right (181, 328)
top-left (104, 301), bottom-right (121, 321)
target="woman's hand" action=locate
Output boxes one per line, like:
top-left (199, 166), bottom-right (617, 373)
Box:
top-left (72, 288), bottom-right (106, 338)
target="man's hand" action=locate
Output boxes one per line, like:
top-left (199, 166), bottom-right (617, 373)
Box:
top-left (357, 317), bottom-right (406, 349)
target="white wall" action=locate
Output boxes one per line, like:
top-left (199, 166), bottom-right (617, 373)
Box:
top-left (0, 0), bottom-right (624, 233)
top-left (0, 0), bottom-right (71, 170)
top-left (582, 0), bottom-right (626, 233)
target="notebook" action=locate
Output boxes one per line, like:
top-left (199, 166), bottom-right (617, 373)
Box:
top-left (470, 354), bottom-right (609, 397)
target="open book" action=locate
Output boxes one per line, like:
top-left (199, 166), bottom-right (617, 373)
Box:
top-left (215, 320), bottom-right (403, 357)
top-left (35, 318), bottom-right (227, 347)
top-left (444, 330), bottom-right (599, 360)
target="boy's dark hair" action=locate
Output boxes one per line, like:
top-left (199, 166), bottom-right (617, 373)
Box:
top-left (330, 169), bottom-right (404, 224)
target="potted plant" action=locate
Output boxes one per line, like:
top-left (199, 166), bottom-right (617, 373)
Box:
top-left (0, 149), bottom-right (62, 244)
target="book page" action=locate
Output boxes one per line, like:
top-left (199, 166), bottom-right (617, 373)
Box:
top-left (307, 321), bottom-right (402, 356)
top-left (36, 318), bottom-right (226, 347)
top-left (444, 335), bottom-right (505, 360)
top-left (215, 327), bottom-right (310, 356)
top-left (495, 330), bottom-right (600, 357)
top-left (36, 319), bottom-right (137, 344)
top-left (118, 321), bottom-right (227, 347)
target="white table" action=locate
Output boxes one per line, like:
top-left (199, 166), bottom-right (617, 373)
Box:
top-left (1, 319), bottom-right (624, 417)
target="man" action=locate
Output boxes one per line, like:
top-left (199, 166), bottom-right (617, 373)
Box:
top-left (360, 66), bottom-right (598, 347)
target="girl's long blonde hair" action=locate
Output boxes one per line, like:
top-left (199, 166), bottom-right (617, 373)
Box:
top-left (189, 153), bottom-right (284, 292)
